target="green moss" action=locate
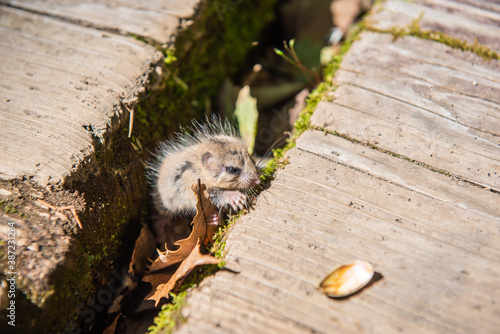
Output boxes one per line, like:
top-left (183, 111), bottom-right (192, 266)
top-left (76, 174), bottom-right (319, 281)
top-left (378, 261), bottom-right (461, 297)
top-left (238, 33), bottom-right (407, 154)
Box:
top-left (134, 0), bottom-right (279, 331)
top-left (0, 199), bottom-right (19, 214)
top-left (163, 47), bottom-right (178, 65)
top-left (149, 291), bottom-right (188, 334)
top-left (29, 126), bottom-right (147, 332)
top-left (367, 12), bottom-right (499, 60)
top-left (209, 210), bottom-right (244, 260)
top-left (269, 2), bottom-right (498, 178)
top-left (128, 33), bottom-right (150, 45)
top-left (133, 0), bottom-right (280, 150)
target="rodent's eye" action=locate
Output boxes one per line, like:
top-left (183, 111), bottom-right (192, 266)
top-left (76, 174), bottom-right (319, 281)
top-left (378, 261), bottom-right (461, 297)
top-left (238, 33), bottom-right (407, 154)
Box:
top-left (225, 166), bottom-right (241, 175)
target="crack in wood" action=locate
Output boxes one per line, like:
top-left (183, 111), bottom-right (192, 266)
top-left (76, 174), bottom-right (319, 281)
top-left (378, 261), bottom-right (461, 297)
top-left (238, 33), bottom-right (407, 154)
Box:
top-left (302, 128), bottom-right (498, 194)
top-left (260, 178), bottom-right (500, 259)
top-left (337, 80), bottom-right (500, 136)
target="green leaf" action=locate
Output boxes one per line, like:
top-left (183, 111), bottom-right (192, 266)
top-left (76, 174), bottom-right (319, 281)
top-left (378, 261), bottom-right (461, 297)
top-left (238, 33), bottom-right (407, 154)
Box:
top-left (234, 85), bottom-right (259, 155)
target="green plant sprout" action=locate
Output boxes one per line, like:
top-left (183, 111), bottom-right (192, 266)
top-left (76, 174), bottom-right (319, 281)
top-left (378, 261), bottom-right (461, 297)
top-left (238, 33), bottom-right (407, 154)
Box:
top-left (148, 291), bottom-right (187, 334)
top-left (163, 48), bottom-right (178, 65)
top-left (274, 39), bottom-right (321, 85)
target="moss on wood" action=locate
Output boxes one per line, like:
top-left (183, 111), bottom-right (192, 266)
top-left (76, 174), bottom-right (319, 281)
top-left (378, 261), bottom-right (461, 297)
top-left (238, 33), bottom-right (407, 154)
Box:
top-left (142, 1), bottom-right (280, 332)
top-left (366, 12), bottom-right (499, 60)
top-left (0, 0), bottom-right (280, 332)
top-left (270, 1), bottom-right (499, 173)
top-left (133, 0), bottom-right (280, 150)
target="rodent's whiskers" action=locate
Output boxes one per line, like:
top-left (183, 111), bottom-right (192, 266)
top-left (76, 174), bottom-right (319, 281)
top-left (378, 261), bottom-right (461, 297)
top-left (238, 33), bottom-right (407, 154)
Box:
top-left (245, 187), bottom-right (259, 208)
top-left (259, 170), bottom-right (272, 177)
top-left (256, 132), bottom-right (290, 170)
top-left (217, 206), bottom-right (224, 223)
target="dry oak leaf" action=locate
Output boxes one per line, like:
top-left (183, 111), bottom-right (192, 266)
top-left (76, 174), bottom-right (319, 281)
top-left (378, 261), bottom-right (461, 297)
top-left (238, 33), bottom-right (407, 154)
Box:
top-left (204, 210), bottom-right (219, 244)
top-left (129, 223), bottom-right (156, 276)
top-left (148, 239), bottom-right (221, 306)
top-left (149, 182), bottom-right (217, 272)
top-left (142, 271), bottom-right (174, 297)
top-left (102, 312), bottom-right (121, 334)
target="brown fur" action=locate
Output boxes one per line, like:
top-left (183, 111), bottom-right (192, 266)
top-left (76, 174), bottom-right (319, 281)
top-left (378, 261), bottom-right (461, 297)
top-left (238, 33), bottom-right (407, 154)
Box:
top-left (149, 125), bottom-right (260, 217)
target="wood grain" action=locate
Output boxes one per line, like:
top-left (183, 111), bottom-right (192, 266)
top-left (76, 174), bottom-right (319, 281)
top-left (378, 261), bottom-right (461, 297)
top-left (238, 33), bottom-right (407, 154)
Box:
top-left (0, 6), bottom-right (161, 185)
top-left (311, 32), bottom-right (500, 191)
top-left (370, 0), bottom-right (500, 52)
top-left (1, 0), bottom-right (200, 44)
top-left (176, 1), bottom-right (500, 332)
top-left (177, 136), bottom-right (500, 333)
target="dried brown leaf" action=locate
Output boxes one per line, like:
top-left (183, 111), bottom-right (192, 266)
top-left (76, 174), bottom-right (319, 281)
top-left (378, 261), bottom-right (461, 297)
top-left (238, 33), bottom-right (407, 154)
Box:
top-left (129, 224), bottom-right (156, 276)
top-left (149, 183), bottom-right (217, 272)
top-left (148, 239), bottom-right (221, 306)
top-left (142, 271), bottom-right (173, 297)
top-left (103, 313), bottom-right (121, 334)
top-left (204, 214), bottom-right (219, 244)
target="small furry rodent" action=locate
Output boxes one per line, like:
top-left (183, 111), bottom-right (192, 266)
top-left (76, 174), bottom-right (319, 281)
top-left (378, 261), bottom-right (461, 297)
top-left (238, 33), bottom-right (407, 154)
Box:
top-left (148, 118), bottom-right (261, 223)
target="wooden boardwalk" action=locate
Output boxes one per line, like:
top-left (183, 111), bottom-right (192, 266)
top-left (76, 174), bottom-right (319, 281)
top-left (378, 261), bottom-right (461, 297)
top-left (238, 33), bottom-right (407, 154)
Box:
top-left (0, 0), bottom-right (198, 330)
top-left (0, 0), bottom-right (192, 184)
top-left (176, 1), bottom-right (500, 333)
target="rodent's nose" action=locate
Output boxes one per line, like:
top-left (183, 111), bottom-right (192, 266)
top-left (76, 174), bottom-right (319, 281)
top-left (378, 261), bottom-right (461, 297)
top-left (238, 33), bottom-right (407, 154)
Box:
top-left (252, 178), bottom-right (261, 187)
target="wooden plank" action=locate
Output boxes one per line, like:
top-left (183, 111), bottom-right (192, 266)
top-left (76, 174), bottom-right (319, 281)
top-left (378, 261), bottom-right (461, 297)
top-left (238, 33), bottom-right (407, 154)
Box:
top-left (176, 1), bottom-right (500, 333)
top-left (1, 0), bottom-right (200, 44)
top-left (370, 0), bottom-right (500, 52)
top-left (0, 6), bottom-right (161, 185)
top-left (182, 276), bottom-right (316, 334)
top-left (176, 130), bottom-right (500, 334)
top-left (311, 32), bottom-right (500, 191)
top-left (419, 0), bottom-right (500, 24)
top-left (0, 211), bottom-right (70, 297)
top-left (334, 31), bottom-right (500, 132)
top-left (296, 131), bottom-right (499, 219)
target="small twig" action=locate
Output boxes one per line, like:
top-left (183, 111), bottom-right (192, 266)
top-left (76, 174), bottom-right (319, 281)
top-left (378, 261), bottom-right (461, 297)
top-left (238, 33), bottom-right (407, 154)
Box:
top-left (284, 40), bottom-right (300, 64)
top-left (176, 267), bottom-right (195, 291)
top-left (37, 199), bottom-right (83, 229)
top-left (197, 178), bottom-right (212, 244)
top-left (275, 40), bottom-right (321, 85)
top-left (197, 179), bottom-right (208, 224)
top-left (120, 101), bottom-right (134, 138)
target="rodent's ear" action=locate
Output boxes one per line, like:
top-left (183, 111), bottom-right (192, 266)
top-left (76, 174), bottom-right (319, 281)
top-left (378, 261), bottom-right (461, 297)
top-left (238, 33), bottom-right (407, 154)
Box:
top-left (202, 152), bottom-right (217, 171)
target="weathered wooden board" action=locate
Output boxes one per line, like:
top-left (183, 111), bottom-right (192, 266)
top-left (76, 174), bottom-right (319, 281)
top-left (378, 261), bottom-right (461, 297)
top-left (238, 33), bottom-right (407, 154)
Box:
top-left (0, 0), bottom-right (200, 44)
top-left (0, 6), bottom-right (161, 185)
top-left (311, 32), bottom-right (500, 191)
top-left (297, 131), bottom-right (500, 230)
top-left (177, 131), bottom-right (500, 333)
top-left (333, 32), bottom-right (500, 133)
top-left (175, 0), bottom-right (500, 332)
top-left (370, 0), bottom-right (500, 52)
